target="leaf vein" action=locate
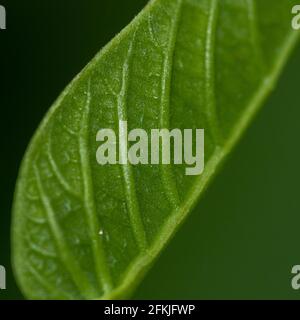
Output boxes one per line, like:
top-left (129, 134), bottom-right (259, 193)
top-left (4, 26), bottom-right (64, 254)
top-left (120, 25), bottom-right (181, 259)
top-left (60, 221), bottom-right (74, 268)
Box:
top-left (159, 0), bottom-right (183, 208)
top-left (79, 79), bottom-right (113, 292)
top-left (25, 261), bottom-right (75, 299)
top-left (116, 35), bottom-right (148, 251)
top-left (247, 0), bottom-right (266, 70)
top-left (33, 164), bottom-right (97, 298)
top-left (205, 0), bottom-right (221, 145)
top-left (47, 132), bottom-right (82, 199)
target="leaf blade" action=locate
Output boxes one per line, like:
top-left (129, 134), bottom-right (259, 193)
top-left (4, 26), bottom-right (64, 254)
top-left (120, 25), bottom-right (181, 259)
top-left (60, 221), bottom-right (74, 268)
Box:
top-left (12, 0), bottom-right (299, 299)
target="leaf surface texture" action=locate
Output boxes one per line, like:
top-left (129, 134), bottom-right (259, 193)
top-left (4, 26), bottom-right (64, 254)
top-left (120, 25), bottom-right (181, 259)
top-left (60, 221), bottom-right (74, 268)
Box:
top-left (12, 0), bottom-right (299, 299)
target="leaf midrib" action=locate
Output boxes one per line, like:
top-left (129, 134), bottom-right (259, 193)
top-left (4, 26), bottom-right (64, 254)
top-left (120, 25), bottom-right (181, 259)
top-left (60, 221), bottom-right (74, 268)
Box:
top-left (101, 30), bottom-right (300, 300)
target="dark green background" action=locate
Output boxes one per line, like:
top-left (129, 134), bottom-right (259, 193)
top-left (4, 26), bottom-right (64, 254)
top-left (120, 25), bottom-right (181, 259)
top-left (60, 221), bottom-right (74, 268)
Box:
top-left (0, 0), bottom-right (299, 299)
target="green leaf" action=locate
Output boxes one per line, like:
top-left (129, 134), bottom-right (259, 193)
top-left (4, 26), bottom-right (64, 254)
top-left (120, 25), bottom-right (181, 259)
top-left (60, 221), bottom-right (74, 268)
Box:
top-left (12, 0), bottom-right (299, 299)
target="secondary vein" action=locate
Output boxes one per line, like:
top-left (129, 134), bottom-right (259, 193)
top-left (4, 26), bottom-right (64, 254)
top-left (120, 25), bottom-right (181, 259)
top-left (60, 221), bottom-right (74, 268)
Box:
top-left (33, 164), bottom-right (96, 298)
top-left (117, 35), bottom-right (148, 252)
top-left (159, 0), bottom-right (183, 209)
top-left (205, 0), bottom-right (221, 146)
top-left (79, 80), bottom-right (113, 293)
top-left (246, 0), bottom-right (266, 71)
top-left (25, 261), bottom-right (75, 299)
top-left (47, 132), bottom-right (81, 199)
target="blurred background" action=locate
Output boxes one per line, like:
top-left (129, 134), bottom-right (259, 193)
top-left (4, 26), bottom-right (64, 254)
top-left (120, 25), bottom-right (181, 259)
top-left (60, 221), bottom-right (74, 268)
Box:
top-left (0, 0), bottom-right (300, 299)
